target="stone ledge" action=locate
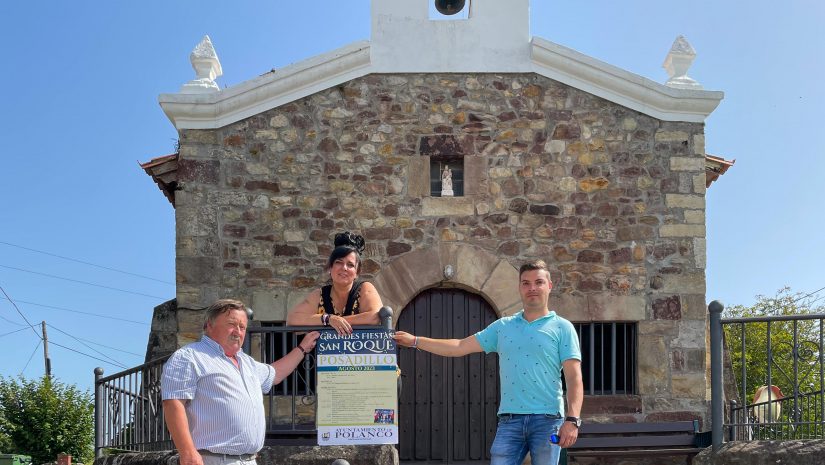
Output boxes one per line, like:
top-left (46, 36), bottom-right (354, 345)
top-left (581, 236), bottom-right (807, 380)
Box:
top-left (694, 440), bottom-right (825, 465)
top-left (94, 446), bottom-right (399, 465)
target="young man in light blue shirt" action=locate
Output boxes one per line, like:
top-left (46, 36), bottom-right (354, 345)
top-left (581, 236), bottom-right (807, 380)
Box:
top-left (394, 260), bottom-right (583, 465)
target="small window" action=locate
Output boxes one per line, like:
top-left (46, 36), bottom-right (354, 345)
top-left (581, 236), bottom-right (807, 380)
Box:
top-left (430, 158), bottom-right (464, 197)
top-left (429, 0), bottom-right (470, 20)
top-left (573, 322), bottom-right (637, 395)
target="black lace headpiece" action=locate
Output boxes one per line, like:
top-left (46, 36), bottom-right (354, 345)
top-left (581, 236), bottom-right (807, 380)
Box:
top-left (334, 231), bottom-right (366, 255)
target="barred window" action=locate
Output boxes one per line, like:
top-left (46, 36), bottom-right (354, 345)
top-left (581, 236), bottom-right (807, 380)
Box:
top-left (573, 322), bottom-right (637, 395)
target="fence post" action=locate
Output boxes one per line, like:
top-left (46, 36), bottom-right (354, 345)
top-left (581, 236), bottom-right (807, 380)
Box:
top-left (709, 300), bottom-right (724, 452)
top-left (379, 306), bottom-right (394, 330)
top-left (94, 367), bottom-right (104, 458)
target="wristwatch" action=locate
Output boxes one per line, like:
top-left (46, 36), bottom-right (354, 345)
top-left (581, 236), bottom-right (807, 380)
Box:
top-left (565, 416), bottom-right (581, 428)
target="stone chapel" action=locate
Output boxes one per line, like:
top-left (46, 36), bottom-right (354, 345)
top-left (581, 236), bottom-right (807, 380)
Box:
top-left (141, 0), bottom-right (734, 462)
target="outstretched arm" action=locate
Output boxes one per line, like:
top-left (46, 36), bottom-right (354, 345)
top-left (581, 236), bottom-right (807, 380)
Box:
top-left (286, 289), bottom-right (323, 326)
top-left (393, 331), bottom-right (483, 357)
top-left (271, 331), bottom-right (320, 385)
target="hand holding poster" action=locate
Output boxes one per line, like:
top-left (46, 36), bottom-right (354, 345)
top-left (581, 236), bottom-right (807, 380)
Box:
top-left (316, 329), bottom-right (398, 445)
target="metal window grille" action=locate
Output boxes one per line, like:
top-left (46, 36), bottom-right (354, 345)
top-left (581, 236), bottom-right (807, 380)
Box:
top-left (573, 322), bottom-right (637, 395)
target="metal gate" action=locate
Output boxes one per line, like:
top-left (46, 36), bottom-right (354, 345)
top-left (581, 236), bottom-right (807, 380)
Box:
top-left (397, 288), bottom-right (500, 463)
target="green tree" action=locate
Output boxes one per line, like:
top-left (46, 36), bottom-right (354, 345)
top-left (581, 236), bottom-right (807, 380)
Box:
top-left (0, 376), bottom-right (93, 464)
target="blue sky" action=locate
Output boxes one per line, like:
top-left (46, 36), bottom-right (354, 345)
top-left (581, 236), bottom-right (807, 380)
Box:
top-left (1, 1), bottom-right (823, 392)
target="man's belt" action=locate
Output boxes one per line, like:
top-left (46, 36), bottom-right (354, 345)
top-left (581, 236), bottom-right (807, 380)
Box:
top-left (197, 450), bottom-right (257, 461)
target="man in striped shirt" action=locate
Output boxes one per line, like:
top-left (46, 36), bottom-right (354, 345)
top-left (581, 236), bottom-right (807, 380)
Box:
top-left (161, 299), bottom-right (319, 465)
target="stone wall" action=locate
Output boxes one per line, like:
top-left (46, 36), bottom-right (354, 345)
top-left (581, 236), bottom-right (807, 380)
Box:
top-left (170, 73), bottom-right (709, 422)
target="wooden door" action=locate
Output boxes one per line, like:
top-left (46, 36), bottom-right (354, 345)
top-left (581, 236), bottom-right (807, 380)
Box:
top-left (397, 288), bottom-right (500, 463)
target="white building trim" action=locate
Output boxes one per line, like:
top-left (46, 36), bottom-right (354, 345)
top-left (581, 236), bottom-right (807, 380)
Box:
top-left (530, 38), bottom-right (723, 123)
top-left (159, 42), bottom-right (371, 130)
top-left (159, 6), bottom-right (723, 130)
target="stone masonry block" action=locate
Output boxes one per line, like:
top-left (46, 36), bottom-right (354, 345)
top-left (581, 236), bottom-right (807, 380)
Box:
top-left (453, 245), bottom-right (500, 292)
top-left (552, 294), bottom-right (586, 322)
top-left (672, 373), bottom-right (708, 399)
top-left (586, 294), bottom-right (646, 321)
top-left (665, 194), bottom-right (704, 210)
top-left (637, 335), bottom-right (669, 395)
top-left (681, 294), bottom-right (707, 321)
top-left (463, 156), bottom-right (487, 196)
top-left (655, 130), bottom-right (689, 142)
top-left (660, 224), bottom-right (705, 238)
top-left (421, 196), bottom-right (475, 216)
top-left (252, 290), bottom-right (288, 321)
top-left (694, 237), bottom-right (707, 269)
top-left (693, 134), bottom-right (705, 155)
top-left (673, 320), bottom-right (707, 349)
top-left (693, 173), bottom-right (706, 194)
top-left (480, 259), bottom-right (521, 314)
top-left (684, 210), bottom-right (705, 224)
top-left (407, 156), bottom-right (430, 198)
top-left (670, 157), bottom-right (704, 171)
top-left (661, 273), bottom-right (706, 294)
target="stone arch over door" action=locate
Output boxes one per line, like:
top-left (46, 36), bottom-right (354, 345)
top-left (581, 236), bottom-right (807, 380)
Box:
top-left (372, 243), bottom-right (522, 324)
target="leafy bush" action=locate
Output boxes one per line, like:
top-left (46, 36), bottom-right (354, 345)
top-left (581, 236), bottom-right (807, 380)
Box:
top-left (0, 376), bottom-right (93, 464)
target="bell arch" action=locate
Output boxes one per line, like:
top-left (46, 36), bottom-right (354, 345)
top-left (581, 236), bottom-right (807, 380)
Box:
top-left (371, 243), bottom-right (522, 325)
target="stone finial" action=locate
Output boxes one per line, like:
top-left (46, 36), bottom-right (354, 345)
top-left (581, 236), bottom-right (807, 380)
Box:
top-left (662, 35), bottom-right (702, 89)
top-left (180, 35), bottom-right (223, 94)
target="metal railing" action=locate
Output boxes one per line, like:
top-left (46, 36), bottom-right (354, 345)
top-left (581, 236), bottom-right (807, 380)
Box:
top-left (94, 308), bottom-right (393, 457)
top-left (709, 301), bottom-right (825, 451)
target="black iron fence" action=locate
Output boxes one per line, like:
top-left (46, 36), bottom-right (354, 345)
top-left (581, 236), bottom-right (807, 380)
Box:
top-left (709, 302), bottom-right (825, 450)
top-left (94, 310), bottom-right (392, 457)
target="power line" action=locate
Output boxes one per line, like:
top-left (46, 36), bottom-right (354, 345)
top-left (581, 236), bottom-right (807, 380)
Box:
top-left (2, 297), bottom-right (149, 325)
top-left (0, 310), bottom-right (26, 327)
top-left (48, 340), bottom-right (129, 369)
top-left (20, 340), bottom-right (42, 375)
top-left (47, 323), bottom-right (127, 367)
top-left (0, 326), bottom-right (31, 338)
top-left (0, 284), bottom-right (43, 340)
top-left (48, 331), bottom-right (144, 357)
top-left (0, 264), bottom-right (167, 300)
top-left (0, 240), bottom-right (174, 285)
top-left (789, 285), bottom-right (825, 307)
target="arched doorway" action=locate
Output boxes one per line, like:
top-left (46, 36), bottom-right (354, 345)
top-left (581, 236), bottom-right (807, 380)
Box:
top-left (397, 288), bottom-right (500, 463)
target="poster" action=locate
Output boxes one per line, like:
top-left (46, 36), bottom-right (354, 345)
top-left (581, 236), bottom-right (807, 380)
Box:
top-left (315, 328), bottom-right (398, 445)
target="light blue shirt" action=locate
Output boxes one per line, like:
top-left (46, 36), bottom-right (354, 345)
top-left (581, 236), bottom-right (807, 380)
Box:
top-left (474, 310), bottom-right (581, 415)
top-left (161, 335), bottom-right (276, 454)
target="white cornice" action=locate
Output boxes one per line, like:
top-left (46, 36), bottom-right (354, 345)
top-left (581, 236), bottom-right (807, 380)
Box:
top-left (159, 37), bottom-right (723, 130)
top-left (531, 37), bottom-right (723, 123)
top-left (159, 41), bottom-right (372, 130)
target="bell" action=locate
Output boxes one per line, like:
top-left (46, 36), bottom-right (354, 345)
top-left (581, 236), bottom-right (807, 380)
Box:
top-left (434, 0), bottom-right (466, 16)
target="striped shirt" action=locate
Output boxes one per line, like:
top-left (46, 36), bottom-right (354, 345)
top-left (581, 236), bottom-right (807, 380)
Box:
top-left (161, 335), bottom-right (276, 454)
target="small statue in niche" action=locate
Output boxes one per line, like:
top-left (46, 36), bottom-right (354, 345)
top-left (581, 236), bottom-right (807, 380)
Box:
top-left (441, 165), bottom-right (454, 197)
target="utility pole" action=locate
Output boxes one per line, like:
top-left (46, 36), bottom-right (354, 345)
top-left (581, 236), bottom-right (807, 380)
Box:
top-left (42, 321), bottom-right (51, 377)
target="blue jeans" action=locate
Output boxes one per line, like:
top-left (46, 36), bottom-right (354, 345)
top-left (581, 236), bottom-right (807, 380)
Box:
top-left (490, 414), bottom-right (562, 465)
